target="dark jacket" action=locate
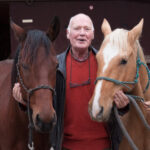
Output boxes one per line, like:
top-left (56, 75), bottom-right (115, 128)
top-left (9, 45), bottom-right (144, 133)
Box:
top-left (51, 46), bottom-right (127, 150)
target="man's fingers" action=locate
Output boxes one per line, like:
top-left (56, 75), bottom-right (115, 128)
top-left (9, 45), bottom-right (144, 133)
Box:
top-left (143, 101), bottom-right (150, 111)
top-left (114, 90), bottom-right (129, 109)
top-left (114, 95), bottom-right (122, 108)
top-left (12, 83), bottom-right (26, 106)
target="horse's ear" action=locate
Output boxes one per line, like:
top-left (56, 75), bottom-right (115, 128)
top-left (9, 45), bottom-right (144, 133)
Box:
top-left (101, 18), bottom-right (112, 37)
top-left (128, 18), bottom-right (144, 45)
top-left (47, 16), bottom-right (60, 42)
top-left (10, 20), bottom-right (26, 42)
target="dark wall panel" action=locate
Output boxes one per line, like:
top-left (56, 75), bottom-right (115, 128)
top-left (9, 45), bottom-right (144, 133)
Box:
top-left (0, 4), bottom-right (10, 60)
top-left (10, 1), bottom-right (150, 59)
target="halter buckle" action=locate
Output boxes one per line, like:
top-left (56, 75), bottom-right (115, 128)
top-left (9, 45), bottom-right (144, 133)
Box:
top-left (28, 142), bottom-right (34, 150)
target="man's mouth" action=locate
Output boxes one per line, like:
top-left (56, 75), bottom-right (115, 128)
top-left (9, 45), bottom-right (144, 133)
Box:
top-left (77, 39), bottom-right (86, 42)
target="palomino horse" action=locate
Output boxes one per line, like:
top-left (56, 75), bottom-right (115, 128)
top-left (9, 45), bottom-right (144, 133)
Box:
top-left (88, 19), bottom-right (150, 150)
top-left (0, 17), bottom-right (60, 150)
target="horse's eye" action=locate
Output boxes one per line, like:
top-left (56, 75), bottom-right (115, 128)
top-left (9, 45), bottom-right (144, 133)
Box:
top-left (21, 63), bottom-right (29, 70)
top-left (120, 59), bottom-right (127, 65)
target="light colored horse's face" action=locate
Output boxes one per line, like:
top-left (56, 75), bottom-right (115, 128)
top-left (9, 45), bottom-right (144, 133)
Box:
top-left (88, 18), bottom-right (144, 122)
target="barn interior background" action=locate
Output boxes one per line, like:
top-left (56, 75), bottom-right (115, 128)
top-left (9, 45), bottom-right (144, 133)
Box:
top-left (0, 0), bottom-right (150, 66)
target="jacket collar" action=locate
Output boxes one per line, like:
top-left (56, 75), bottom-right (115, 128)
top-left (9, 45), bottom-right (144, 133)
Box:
top-left (57, 45), bottom-right (98, 79)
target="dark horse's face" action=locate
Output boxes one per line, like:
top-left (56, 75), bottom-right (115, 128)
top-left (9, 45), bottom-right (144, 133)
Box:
top-left (11, 17), bottom-right (60, 133)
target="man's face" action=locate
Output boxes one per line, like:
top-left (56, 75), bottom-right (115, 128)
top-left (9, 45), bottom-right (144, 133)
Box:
top-left (67, 15), bottom-right (94, 51)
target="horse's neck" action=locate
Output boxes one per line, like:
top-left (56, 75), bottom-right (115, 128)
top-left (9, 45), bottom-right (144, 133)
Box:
top-left (128, 50), bottom-right (150, 128)
top-left (131, 67), bottom-right (150, 101)
top-left (129, 47), bottom-right (150, 116)
top-left (121, 46), bottom-right (150, 149)
top-left (138, 47), bottom-right (150, 101)
top-left (122, 82), bottom-right (147, 149)
top-left (131, 43), bottom-right (150, 99)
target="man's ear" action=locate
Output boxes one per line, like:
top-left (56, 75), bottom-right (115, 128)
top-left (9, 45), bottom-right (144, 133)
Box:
top-left (91, 31), bottom-right (94, 40)
top-left (66, 29), bottom-right (70, 40)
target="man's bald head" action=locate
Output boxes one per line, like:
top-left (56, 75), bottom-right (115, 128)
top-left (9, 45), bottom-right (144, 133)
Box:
top-left (67, 13), bottom-right (94, 32)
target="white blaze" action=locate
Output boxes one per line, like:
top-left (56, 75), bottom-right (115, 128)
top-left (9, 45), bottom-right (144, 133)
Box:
top-left (92, 43), bottom-right (119, 117)
top-left (103, 44), bottom-right (120, 72)
top-left (92, 81), bottom-right (103, 117)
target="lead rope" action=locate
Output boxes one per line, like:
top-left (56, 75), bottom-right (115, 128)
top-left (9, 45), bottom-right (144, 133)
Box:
top-left (126, 95), bottom-right (150, 130)
top-left (114, 95), bottom-right (150, 150)
top-left (114, 104), bottom-right (138, 150)
top-left (27, 93), bottom-right (34, 150)
top-left (137, 60), bottom-right (150, 93)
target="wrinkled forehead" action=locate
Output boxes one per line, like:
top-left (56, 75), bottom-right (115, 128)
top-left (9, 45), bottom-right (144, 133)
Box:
top-left (70, 15), bottom-right (93, 29)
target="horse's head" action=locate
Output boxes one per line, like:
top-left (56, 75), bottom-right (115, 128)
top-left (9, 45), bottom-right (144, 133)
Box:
top-left (11, 17), bottom-right (60, 133)
top-left (89, 18), bottom-right (144, 122)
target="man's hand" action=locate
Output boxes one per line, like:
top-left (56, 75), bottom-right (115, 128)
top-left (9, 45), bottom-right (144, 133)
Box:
top-left (143, 101), bottom-right (150, 111)
top-left (113, 90), bottom-right (129, 109)
top-left (12, 83), bottom-right (26, 106)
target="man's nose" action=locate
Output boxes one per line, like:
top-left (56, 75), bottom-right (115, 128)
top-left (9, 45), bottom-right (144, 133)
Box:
top-left (80, 28), bottom-right (86, 35)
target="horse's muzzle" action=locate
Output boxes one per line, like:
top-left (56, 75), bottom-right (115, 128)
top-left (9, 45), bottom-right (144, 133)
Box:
top-left (88, 104), bottom-right (104, 122)
top-left (35, 113), bottom-right (57, 133)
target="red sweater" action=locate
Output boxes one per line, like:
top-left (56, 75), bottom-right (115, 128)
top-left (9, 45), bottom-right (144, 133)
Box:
top-left (63, 51), bottom-right (110, 150)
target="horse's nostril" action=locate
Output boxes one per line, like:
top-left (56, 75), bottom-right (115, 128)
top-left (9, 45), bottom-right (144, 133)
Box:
top-left (35, 113), bottom-right (57, 133)
top-left (97, 106), bottom-right (103, 119)
top-left (36, 114), bottom-right (43, 129)
top-left (36, 114), bottom-right (40, 122)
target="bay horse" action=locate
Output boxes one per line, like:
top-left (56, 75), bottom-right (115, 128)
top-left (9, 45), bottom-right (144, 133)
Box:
top-left (0, 17), bottom-right (60, 150)
top-left (88, 19), bottom-right (150, 150)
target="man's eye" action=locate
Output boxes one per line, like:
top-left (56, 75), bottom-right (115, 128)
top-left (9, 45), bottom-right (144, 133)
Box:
top-left (74, 27), bottom-right (80, 31)
top-left (85, 28), bottom-right (91, 31)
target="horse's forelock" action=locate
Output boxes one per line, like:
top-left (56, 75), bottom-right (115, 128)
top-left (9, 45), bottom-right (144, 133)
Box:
top-left (106, 29), bottom-right (129, 54)
top-left (105, 29), bottom-right (146, 61)
top-left (23, 30), bottom-right (51, 63)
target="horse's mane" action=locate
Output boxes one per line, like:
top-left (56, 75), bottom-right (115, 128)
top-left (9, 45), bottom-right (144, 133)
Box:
top-left (137, 40), bottom-right (146, 64)
top-left (11, 30), bottom-right (51, 88)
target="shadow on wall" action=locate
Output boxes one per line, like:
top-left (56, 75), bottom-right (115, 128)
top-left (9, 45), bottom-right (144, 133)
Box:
top-left (0, 3), bottom-right (10, 60)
